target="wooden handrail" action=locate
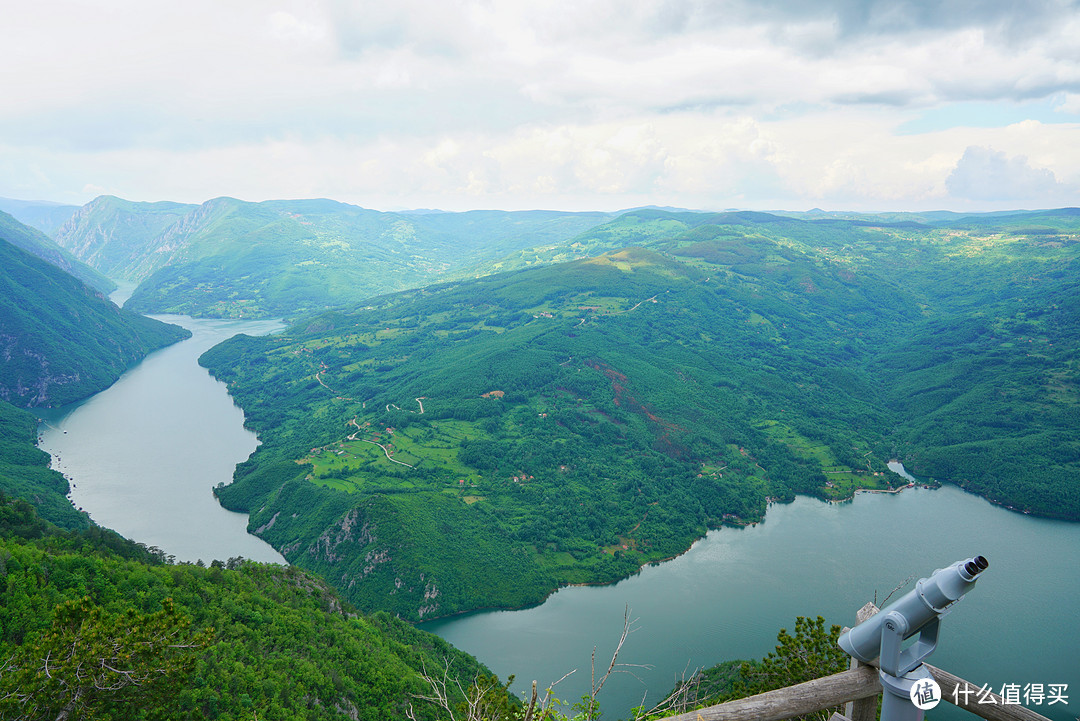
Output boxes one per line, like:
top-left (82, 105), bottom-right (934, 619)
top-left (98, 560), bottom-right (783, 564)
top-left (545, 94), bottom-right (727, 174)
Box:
top-left (662, 665), bottom-right (880, 721)
top-left (660, 662), bottom-right (1054, 721)
top-left (925, 663), bottom-right (1055, 721)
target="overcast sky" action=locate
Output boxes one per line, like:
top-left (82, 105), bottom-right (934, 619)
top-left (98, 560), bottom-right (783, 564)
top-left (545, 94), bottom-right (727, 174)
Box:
top-left (2, 0), bottom-right (1079, 212)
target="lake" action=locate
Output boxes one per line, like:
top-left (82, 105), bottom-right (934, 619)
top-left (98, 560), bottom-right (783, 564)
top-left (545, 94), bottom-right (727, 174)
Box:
top-left (37, 312), bottom-right (286, 564)
top-left (421, 483), bottom-right (1080, 721)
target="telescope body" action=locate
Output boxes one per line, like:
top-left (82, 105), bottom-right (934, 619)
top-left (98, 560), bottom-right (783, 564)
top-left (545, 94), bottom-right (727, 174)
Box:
top-left (838, 555), bottom-right (987, 721)
top-left (839, 556), bottom-right (988, 664)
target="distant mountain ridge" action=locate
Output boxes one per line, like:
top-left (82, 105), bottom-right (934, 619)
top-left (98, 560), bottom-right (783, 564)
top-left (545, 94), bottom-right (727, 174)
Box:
top-left (0, 196), bottom-right (79, 236)
top-left (53, 195), bottom-right (199, 279)
top-left (53, 195), bottom-right (616, 319)
top-left (0, 210), bottom-right (114, 294)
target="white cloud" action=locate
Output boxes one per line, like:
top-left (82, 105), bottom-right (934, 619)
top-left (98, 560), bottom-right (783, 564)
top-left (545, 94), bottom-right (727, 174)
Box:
top-left (1, 0), bottom-right (1079, 210)
top-left (945, 146), bottom-right (1072, 202)
top-left (1055, 93), bottom-right (1080, 113)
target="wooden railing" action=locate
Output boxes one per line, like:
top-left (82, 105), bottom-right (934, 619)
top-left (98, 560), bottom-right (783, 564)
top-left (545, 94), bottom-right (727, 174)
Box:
top-left (662, 603), bottom-right (1054, 721)
top-left (661, 661), bottom-right (1054, 721)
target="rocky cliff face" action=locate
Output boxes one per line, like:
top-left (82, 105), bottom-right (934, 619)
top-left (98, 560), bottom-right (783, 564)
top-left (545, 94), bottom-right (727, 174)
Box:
top-left (53, 196), bottom-right (197, 280)
top-left (0, 335), bottom-right (82, 407)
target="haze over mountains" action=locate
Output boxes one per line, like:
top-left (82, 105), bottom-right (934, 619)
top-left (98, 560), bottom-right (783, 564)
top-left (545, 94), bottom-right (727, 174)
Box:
top-left (37, 195), bottom-right (615, 319)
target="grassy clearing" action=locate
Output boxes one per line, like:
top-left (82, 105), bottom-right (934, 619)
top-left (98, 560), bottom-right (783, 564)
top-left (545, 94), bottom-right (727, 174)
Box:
top-left (758, 420), bottom-right (887, 499)
top-left (759, 421), bottom-right (836, 466)
top-left (299, 417), bottom-right (490, 494)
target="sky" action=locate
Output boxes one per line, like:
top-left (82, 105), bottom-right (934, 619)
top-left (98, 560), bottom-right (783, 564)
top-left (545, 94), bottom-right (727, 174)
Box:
top-left (2, 0), bottom-right (1080, 213)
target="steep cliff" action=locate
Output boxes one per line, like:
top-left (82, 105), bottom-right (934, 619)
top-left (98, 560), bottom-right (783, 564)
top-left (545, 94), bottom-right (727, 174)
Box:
top-left (0, 236), bottom-right (189, 408)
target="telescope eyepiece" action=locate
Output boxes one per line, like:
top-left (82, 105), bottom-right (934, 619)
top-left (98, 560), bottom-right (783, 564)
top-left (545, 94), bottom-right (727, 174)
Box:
top-left (963, 555), bottom-right (989, 577)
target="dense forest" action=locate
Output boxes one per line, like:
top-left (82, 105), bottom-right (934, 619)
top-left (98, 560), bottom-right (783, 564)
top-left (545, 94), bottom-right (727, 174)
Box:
top-left (51, 195), bottom-right (614, 320)
top-left (198, 208), bottom-right (1079, 622)
top-left (0, 495), bottom-right (492, 721)
top-left (0, 236), bottom-right (189, 408)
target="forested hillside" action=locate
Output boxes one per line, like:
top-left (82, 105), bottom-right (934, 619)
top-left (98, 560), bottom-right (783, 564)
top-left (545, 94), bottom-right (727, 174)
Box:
top-left (0, 400), bottom-right (90, 530)
top-left (199, 209), bottom-right (1080, 621)
top-left (54, 195), bottom-right (614, 319)
top-left (0, 497), bottom-right (492, 721)
top-left (0, 236), bottom-right (190, 408)
top-left (0, 209), bottom-right (113, 294)
top-left (514, 208), bottom-right (1080, 516)
top-left (200, 239), bottom-right (910, 620)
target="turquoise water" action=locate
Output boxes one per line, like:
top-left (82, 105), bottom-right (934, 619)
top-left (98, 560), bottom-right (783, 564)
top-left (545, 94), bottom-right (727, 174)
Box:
top-left (38, 314), bottom-right (286, 564)
top-left (422, 485), bottom-right (1080, 720)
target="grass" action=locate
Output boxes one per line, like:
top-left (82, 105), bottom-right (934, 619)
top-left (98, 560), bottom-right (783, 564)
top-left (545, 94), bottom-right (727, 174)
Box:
top-left (300, 417), bottom-right (490, 494)
top-left (757, 420), bottom-right (888, 499)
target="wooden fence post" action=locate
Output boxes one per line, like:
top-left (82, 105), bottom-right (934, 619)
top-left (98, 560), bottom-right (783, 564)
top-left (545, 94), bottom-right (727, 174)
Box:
top-left (845, 602), bottom-right (880, 721)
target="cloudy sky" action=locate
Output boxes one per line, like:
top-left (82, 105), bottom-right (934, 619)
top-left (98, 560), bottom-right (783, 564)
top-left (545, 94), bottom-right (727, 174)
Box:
top-left (3, 0), bottom-right (1079, 212)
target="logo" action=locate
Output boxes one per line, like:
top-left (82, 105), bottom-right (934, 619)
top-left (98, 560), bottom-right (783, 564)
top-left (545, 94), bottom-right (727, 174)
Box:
top-left (910, 678), bottom-right (942, 710)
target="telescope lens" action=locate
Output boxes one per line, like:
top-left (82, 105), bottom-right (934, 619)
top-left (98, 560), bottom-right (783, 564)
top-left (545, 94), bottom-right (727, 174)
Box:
top-left (963, 556), bottom-right (989, 577)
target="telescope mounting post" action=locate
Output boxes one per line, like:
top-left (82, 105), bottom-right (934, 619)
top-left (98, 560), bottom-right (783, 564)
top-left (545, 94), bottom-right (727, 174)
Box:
top-left (878, 611), bottom-right (940, 721)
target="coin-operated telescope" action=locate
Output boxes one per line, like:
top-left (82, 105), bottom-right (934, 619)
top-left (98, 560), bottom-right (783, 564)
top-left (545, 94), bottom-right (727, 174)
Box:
top-left (838, 555), bottom-right (989, 721)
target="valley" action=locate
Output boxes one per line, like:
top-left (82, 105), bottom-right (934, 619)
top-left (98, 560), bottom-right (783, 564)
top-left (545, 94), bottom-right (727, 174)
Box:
top-left (2, 198), bottom-right (1078, 720)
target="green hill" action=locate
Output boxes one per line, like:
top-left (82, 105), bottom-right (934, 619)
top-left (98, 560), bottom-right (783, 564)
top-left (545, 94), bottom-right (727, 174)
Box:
top-left (54, 195), bottom-right (614, 319)
top-left (0, 209), bottom-right (114, 294)
top-left (198, 210), bottom-right (1080, 621)
top-left (0, 497), bottom-right (492, 721)
top-left (197, 240), bottom-right (912, 620)
top-left (0, 236), bottom-right (190, 409)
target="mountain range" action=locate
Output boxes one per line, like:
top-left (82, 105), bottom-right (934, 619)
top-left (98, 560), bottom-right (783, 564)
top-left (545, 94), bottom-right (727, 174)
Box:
top-left (49, 195), bottom-right (615, 319)
top-left (1, 196), bottom-right (1077, 718)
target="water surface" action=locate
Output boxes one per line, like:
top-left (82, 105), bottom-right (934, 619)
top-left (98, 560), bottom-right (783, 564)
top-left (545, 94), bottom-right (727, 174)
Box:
top-left (38, 314), bottom-right (286, 564)
top-left (423, 484), bottom-right (1080, 720)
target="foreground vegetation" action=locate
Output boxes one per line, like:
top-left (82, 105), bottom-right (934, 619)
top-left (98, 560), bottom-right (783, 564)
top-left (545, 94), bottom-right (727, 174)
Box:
top-left (0, 486), bottom-right (846, 721)
top-left (0, 496), bottom-right (490, 721)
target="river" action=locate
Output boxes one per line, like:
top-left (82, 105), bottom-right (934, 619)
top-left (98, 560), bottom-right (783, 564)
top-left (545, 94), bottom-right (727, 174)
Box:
top-left (37, 311), bottom-right (286, 564)
top-left (422, 482), bottom-right (1080, 721)
top-left (33, 298), bottom-right (1079, 720)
